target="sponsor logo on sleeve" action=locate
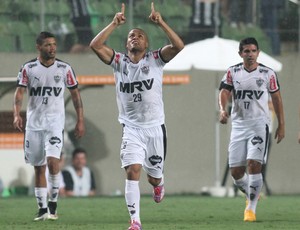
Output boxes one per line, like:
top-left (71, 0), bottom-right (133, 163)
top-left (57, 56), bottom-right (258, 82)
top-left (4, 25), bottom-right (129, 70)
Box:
top-left (270, 75), bottom-right (277, 91)
top-left (227, 70), bottom-right (232, 85)
top-left (153, 50), bottom-right (159, 59)
top-left (21, 69), bottom-right (28, 85)
top-left (67, 70), bottom-right (75, 85)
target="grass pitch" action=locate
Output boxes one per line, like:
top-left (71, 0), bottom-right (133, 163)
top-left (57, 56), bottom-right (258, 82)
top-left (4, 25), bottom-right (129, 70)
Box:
top-left (1, 195), bottom-right (300, 229)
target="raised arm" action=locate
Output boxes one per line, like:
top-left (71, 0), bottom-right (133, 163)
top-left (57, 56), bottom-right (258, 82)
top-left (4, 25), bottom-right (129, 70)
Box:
top-left (149, 2), bottom-right (184, 62)
top-left (13, 87), bottom-right (26, 132)
top-left (270, 90), bottom-right (285, 143)
top-left (89, 3), bottom-right (126, 64)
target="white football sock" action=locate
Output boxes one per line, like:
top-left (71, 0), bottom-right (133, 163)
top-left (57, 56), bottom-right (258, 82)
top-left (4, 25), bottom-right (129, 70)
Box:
top-left (248, 173), bottom-right (263, 213)
top-left (125, 179), bottom-right (140, 223)
top-left (232, 173), bottom-right (249, 198)
top-left (35, 187), bottom-right (48, 209)
top-left (156, 175), bottom-right (164, 187)
top-left (48, 173), bottom-right (60, 202)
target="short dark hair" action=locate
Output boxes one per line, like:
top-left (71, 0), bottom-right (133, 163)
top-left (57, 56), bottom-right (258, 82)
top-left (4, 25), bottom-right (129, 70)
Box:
top-left (36, 31), bottom-right (55, 45)
top-left (239, 37), bottom-right (259, 52)
top-left (72, 147), bottom-right (87, 159)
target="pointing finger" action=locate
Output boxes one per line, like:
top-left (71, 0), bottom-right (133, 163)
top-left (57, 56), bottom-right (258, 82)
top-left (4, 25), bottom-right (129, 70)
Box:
top-left (121, 3), bottom-right (125, 14)
top-left (151, 2), bottom-right (155, 13)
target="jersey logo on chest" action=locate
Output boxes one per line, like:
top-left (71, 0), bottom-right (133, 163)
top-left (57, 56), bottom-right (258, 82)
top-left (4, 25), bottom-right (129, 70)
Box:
top-left (120, 78), bottom-right (154, 93)
top-left (30, 86), bottom-right (62, 97)
top-left (233, 90), bottom-right (264, 100)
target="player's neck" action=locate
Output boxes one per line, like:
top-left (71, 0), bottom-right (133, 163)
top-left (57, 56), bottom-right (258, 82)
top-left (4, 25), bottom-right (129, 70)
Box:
top-left (243, 62), bottom-right (258, 72)
top-left (38, 56), bottom-right (55, 67)
top-left (127, 50), bottom-right (146, 64)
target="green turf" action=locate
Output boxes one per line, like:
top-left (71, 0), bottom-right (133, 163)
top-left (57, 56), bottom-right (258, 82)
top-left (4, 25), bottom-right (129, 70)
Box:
top-left (1, 195), bottom-right (300, 229)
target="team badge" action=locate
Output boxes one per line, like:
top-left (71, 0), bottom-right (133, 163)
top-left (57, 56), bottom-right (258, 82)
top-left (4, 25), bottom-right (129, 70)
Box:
top-left (256, 78), bottom-right (264, 88)
top-left (141, 65), bottom-right (149, 74)
top-left (54, 74), bottom-right (61, 83)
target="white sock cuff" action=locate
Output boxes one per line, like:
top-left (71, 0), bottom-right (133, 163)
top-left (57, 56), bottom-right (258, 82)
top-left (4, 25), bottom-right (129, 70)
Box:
top-left (249, 173), bottom-right (262, 181)
top-left (232, 173), bottom-right (248, 183)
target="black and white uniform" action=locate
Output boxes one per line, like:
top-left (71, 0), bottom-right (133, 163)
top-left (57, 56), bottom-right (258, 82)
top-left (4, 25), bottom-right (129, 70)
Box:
top-left (221, 63), bottom-right (280, 167)
top-left (17, 58), bottom-right (78, 166)
top-left (109, 50), bottom-right (167, 178)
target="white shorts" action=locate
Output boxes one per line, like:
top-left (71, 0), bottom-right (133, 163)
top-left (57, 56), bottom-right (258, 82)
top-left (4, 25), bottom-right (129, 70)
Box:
top-left (120, 124), bottom-right (167, 179)
top-left (24, 129), bottom-right (64, 166)
top-left (228, 124), bottom-right (269, 167)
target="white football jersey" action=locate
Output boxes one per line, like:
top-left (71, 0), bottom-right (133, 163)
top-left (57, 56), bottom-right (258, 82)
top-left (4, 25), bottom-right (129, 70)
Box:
top-left (110, 50), bottom-right (166, 128)
top-left (17, 58), bottom-right (78, 130)
top-left (222, 63), bottom-right (280, 126)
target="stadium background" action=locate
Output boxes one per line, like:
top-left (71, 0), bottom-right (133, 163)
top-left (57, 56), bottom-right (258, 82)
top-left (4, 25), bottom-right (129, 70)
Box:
top-left (0, 0), bottom-right (299, 196)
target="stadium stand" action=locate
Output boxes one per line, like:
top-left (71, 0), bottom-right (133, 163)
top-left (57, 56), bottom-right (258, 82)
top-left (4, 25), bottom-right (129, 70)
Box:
top-left (0, 0), bottom-right (283, 54)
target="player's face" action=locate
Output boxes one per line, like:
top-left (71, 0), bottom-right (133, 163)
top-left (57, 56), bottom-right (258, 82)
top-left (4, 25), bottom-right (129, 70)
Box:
top-left (126, 29), bottom-right (148, 52)
top-left (37, 37), bottom-right (57, 61)
top-left (239, 44), bottom-right (260, 66)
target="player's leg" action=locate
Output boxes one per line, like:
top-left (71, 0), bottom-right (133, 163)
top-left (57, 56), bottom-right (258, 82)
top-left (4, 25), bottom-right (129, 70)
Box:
top-left (230, 166), bottom-right (248, 196)
top-left (45, 129), bottom-right (64, 220)
top-left (120, 125), bottom-right (144, 228)
top-left (125, 164), bottom-right (142, 227)
top-left (247, 160), bottom-right (263, 212)
top-left (145, 124), bottom-right (167, 203)
top-left (244, 125), bottom-right (268, 222)
top-left (228, 128), bottom-right (248, 198)
top-left (25, 130), bottom-right (48, 221)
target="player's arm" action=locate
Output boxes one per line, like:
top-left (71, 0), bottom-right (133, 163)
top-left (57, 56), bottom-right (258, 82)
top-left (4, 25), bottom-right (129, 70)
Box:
top-left (69, 88), bottom-right (85, 139)
top-left (13, 87), bottom-right (26, 132)
top-left (90, 3), bottom-right (126, 64)
top-left (149, 2), bottom-right (184, 62)
top-left (218, 88), bottom-right (231, 124)
top-left (270, 90), bottom-right (285, 143)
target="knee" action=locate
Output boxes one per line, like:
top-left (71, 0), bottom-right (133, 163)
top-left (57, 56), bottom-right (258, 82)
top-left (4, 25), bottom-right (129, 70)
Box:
top-left (125, 164), bottom-right (142, 180)
top-left (147, 175), bottom-right (161, 187)
top-left (247, 160), bottom-right (262, 174)
top-left (231, 167), bottom-right (246, 180)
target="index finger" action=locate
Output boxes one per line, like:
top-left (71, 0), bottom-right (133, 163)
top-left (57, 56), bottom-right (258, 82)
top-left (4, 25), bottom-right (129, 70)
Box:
top-left (151, 2), bottom-right (155, 12)
top-left (121, 3), bottom-right (125, 14)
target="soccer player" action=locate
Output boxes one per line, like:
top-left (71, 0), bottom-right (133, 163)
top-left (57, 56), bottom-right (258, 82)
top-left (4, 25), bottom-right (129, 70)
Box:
top-left (89, 2), bottom-right (184, 229)
top-left (218, 37), bottom-right (285, 222)
top-left (13, 31), bottom-right (85, 221)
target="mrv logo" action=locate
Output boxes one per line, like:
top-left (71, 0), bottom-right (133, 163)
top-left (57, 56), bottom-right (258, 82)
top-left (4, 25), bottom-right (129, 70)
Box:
top-left (120, 78), bottom-right (154, 93)
top-left (30, 87), bottom-right (62, 96)
top-left (234, 90), bottom-right (264, 100)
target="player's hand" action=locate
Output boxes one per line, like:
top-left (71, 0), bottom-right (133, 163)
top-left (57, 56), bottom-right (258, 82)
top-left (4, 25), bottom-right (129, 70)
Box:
top-left (13, 115), bottom-right (23, 132)
top-left (298, 132), bottom-right (300, 144)
top-left (149, 2), bottom-right (162, 24)
top-left (275, 125), bottom-right (285, 143)
top-left (113, 3), bottom-right (126, 26)
top-left (74, 120), bottom-right (85, 139)
top-left (219, 110), bottom-right (229, 124)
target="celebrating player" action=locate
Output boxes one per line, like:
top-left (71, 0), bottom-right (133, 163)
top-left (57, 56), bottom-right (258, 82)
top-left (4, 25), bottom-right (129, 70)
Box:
top-left (218, 37), bottom-right (285, 222)
top-left (13, 31), bottom-right (85, 221)
top-left (90, 2), bottom-right (184, 229)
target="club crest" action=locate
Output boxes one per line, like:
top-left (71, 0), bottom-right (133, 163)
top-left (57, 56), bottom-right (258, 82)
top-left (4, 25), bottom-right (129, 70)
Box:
top-left (256, 78), bottom-right (264, 88)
